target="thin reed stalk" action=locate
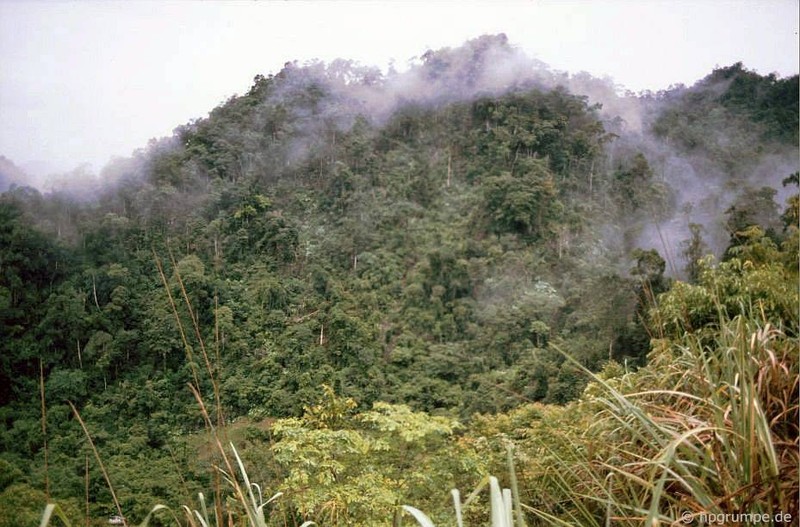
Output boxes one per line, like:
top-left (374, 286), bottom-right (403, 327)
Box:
top-left (162, 246), bottom-right (229, 523)
top-left (39, 358), bottom-right (50, 501)
top-left (68, 401), bottom-right (127, 527)
top-left (168, 247), bottom-right (224, 428)
top-left (153, 248), bottom-right (202, 391)
top-left (84, 455), bottom-right (89, 527)
top-left (187, 383), bottom-right (253, 525)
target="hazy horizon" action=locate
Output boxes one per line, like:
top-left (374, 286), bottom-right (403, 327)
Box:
top-left (1, 0), bottom-right (797, 185)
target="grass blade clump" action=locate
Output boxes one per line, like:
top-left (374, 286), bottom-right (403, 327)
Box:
top-left (402, 505), bottom-right (437, 527)
top-left (403, 473), bottom-right (519, 527)
top-left (39, 504), bottom-right (70, 527)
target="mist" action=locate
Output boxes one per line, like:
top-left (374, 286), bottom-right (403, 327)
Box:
top-left (2, 33), bottom-right (797, 282)
top-left (236, 36), bottom-right (797, 274)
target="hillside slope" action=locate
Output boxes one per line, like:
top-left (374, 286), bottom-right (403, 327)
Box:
top-left (0, 36), bottom-right (797, 525)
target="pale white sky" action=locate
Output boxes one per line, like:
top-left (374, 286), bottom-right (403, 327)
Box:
top-left (1, 0), bottom-right (797, 178)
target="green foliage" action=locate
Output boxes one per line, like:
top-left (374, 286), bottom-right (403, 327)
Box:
top-left (483, 160), bottom-right (561, 239)
top-left (715, 62), bottom-right (800, 143)
top-left (268, 386), bottom-right (484, 526)
top-left (0, 47), bottom-right (795, 526)
top-left (651, 64), bottom-right (798, 193)
top-left (724, 185), bottom-right (781, 249)
top-left (0, 459), bottom-right (23, 493)
top-left (680, 222), bottom-right (708, 282)
top-left (656, 227), bottom-right (797, 338)
top-left (1, 484), bottom-right (81, 527)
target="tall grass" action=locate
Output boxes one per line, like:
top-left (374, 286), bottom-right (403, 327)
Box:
top-left (516, 311), bottom-right (798, 526)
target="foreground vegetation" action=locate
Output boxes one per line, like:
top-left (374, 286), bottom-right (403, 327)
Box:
top-left (0, 36), bottom-right (797, 525)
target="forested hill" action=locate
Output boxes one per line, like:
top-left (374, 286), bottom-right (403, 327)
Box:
top-left (1, 35), bottom-right (797, 525)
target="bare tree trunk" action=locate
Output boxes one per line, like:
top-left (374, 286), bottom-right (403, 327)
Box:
top-left (91, 273), bottom-right (100, 309)
top-left (446, 148), bottom-right (452, 187)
